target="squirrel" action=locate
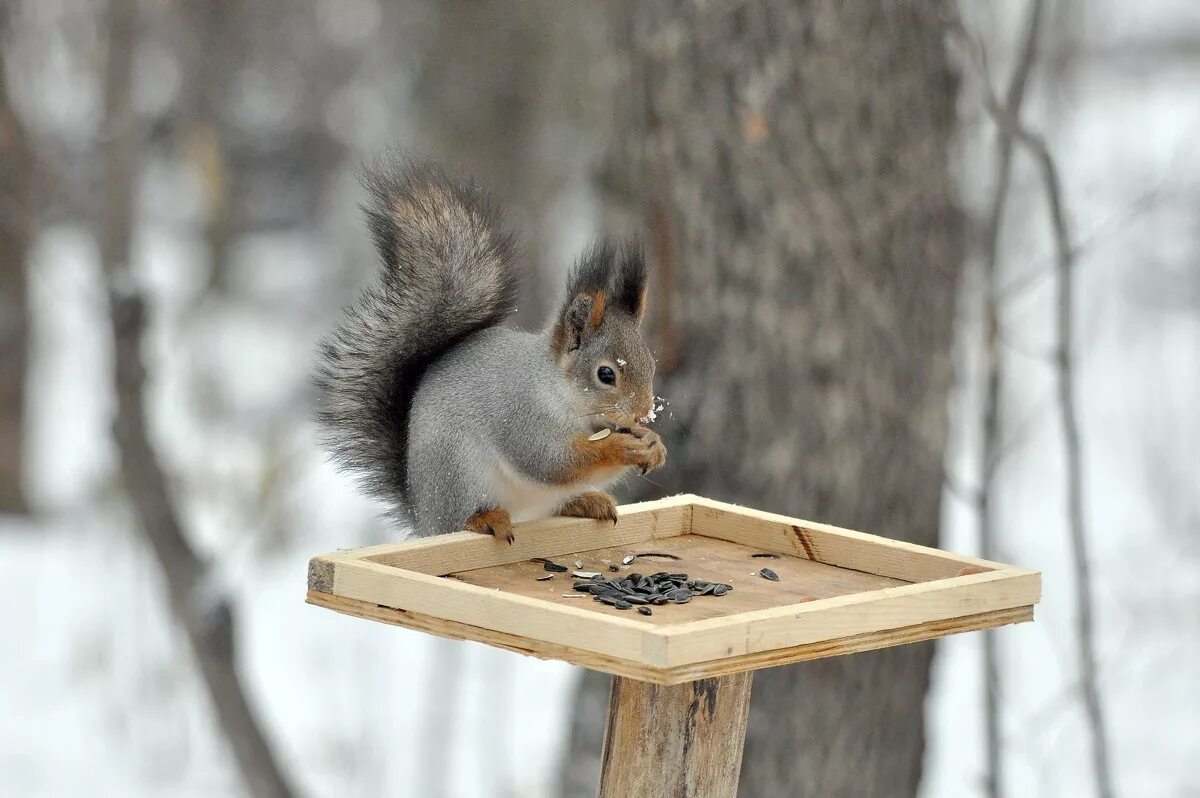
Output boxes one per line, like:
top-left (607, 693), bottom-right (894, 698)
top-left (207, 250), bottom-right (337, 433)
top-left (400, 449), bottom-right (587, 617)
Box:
top-left (314, 157), bottom-right (666, 542)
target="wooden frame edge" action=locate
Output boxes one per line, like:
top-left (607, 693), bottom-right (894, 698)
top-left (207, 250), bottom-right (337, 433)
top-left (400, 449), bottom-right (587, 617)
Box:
top-left (306, 589), bottom-right (1033, 685)
top-left (688, 496), bottom-right (1015, 582)
top-left (659, 568), bottom-right (1042, 667)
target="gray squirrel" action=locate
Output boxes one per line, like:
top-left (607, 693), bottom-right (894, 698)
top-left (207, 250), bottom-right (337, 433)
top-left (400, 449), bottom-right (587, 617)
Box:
top-left (314, 158), bottom-right (666, 541)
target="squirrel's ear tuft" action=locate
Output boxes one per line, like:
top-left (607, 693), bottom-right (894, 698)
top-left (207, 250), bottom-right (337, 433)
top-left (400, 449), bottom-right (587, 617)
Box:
top-left (553, 292), bottom-right (594, 355)
top-left (613, 244), bottom-right (648, 321)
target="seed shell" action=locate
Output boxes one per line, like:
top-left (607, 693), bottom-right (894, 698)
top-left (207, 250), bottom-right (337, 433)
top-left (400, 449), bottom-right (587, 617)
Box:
top-left (588, 428), bottom-right (612, 441)
top-left (759, 568), bottom-right (780, 581)
top-left (543, 562), bottom-right (568, 573)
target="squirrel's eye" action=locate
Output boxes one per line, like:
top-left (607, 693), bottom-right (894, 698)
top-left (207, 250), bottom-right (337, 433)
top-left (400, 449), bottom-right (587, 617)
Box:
top-left (597, 366), bottom-right (616, 385)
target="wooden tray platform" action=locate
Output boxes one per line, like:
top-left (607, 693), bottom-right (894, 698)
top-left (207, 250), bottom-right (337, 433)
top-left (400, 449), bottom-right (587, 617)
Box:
top-left (307, 495), bottom-right (1040, 684)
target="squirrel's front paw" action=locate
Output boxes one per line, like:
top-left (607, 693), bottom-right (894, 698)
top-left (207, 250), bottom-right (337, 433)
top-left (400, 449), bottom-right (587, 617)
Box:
top-left (464, 507), bottom-right (514, 544)
top-left (559, 491), bottom-right (619, 524)
top-left (619, 426), bottom-right (667, 475)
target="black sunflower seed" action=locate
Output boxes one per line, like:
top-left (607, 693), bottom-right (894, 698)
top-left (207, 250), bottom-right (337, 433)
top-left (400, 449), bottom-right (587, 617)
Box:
top-left (634, 552), bottom-right (682, 561)
top-left (614, 600), bottom-right (632, 610)
top-left (650, 596), bottom-right (668, 605)
top-left (637, 606), bottom-right (653, 616)
top-left (530, 557), bottom-right (552, 564)
top-left (759, 568), bottom-right (780, 581)
top-left (672, 594), bottom-right (691, 604)
top-left (623, 595), bottom-right (649, 605)
top-left (713, 584), bottom-right (732, 596)
top-left (751, 553), bottom-right (781, 559)
top-left (543, 562), bottom-right (568, 573)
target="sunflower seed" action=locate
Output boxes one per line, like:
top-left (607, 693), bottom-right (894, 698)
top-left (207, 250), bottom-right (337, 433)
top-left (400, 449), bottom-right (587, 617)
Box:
top-left (713, 584), bottom-right (732, 596)
top-left (588, 428), bottom-right (612, 441)
top-left (751, 553), bottom-right (781, 559)
top-left (759, 568), bottom-right (780, 581)
top-left (622, 554), bottom-right (637, 565)
top-left (634, 552), bottom-right (682, 561)
top-left (530, 557), bottom-right (552, 564)
top-left (614, 600), bottom-right (632, 610)
top-left (572, 571), bottom-right (601, 579)
top-left (536, 574), bottom-right (555, 582)
top-left (637, 606), bottom-right (653, 616)
top-left (543, 562), bottom-right (568, 572)
top-left (623, 595), bottom-right (649, 605)
top-left (672, 594), bottom-right (691, 604)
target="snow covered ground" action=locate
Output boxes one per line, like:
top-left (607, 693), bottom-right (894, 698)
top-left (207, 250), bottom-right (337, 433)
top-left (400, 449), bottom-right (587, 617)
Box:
top-left (3, 3), bottom-right (1199, 797)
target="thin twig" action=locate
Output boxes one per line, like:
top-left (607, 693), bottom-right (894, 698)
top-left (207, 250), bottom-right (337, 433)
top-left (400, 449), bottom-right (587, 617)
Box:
top-left (974, 23), bottom-right (1119, 798)
top-left (98, 2), bottom-right (295, 797)
top-left (973, 3), bottom-right (1045, 795)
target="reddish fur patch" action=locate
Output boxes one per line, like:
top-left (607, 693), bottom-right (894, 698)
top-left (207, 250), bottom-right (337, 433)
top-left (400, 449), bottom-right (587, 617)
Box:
top-left (464, 507), bottom-right (514, 543)
top-left (553, 427), bottom-right (666, 484)
top-left (559, 491), bottom-right (619, 523)
top-left (588, 291), bottom-right (607, 329)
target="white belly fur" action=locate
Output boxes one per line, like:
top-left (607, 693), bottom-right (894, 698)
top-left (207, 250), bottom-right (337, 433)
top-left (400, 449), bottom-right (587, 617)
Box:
top-left (487, 456), bottom-right (627, 523)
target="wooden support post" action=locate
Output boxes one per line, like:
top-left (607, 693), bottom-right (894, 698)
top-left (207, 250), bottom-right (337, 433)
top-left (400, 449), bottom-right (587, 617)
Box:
top-left (597, 672), bottom-right (754, 798)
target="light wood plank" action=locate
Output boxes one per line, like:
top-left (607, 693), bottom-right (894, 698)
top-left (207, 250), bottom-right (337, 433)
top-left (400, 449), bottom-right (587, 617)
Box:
top-left (320, 554), bottom-right (668, 664)
top-left (597, 673), bottom-right (752, 798)
top-left (690, 496), bottom-right (1007, 582)
top-left (351, 495), bottom-right (692, 575)
top-left (306, 590), bottom-right (1032, 684)
top-left (660, 569), bottom-right (1041, 667)
top-left (450, 534), bottom-right (904, 625)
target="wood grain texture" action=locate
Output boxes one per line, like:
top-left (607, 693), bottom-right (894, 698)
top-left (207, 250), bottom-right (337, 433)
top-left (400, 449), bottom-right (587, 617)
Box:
top-left (691, 497), bottom-right (1003, 582)
top-left (450, 533), bottom-right (905, 625)
top-left (597, 673), bottom-right (753, 798)
top-left (351, 494), bottom-right (692, 574)
top-left (306, 589), bottom-right (1032, 685)
top-left (307, 499), bottom-right (1041, 673)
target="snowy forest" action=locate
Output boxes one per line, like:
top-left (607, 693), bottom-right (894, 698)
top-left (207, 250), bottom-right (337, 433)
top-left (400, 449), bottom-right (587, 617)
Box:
top-left (2, 1), bottom-right (1198, 796)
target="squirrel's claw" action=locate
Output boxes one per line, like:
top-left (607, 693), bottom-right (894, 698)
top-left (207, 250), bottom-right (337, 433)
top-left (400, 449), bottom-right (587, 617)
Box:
top-left (464, 507), bottom-right (515, 544)
top-left (559, 491), bottom-right (619, 524)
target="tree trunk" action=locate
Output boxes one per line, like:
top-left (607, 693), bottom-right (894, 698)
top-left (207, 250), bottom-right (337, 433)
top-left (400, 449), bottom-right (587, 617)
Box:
top-left (562, 3), bottom-right (964, 796)
top-left (0, 4), bottom-right (35, 514)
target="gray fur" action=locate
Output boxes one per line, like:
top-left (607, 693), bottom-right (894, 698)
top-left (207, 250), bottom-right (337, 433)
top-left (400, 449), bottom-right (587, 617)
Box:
top-left (315, 158), bottom-right (657, 537)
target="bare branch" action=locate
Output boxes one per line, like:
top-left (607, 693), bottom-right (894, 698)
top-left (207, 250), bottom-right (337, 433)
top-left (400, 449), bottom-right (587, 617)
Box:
top-left (973, 17), bottom-right (1119, 798)
top-left (98, 2), bottom-right (296, 796)
top-left (971, 3), bottom-right (1045, 795)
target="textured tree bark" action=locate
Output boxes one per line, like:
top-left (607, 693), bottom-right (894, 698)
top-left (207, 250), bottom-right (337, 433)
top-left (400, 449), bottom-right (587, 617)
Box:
top-left (0, 4), bottom-right (35, 514)
top-left (563, 3), bottom-right (964, 796)
top-left (597, 674), bottom-right (753, 798)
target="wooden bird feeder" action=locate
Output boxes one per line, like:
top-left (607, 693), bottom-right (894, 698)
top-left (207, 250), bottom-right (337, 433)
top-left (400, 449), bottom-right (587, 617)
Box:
top-left (307, 494), bottom-right (1040, 797)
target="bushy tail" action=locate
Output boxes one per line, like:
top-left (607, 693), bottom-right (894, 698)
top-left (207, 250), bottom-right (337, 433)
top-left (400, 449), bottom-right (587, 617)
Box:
top-left (314, 157), bottom-right (518, 517)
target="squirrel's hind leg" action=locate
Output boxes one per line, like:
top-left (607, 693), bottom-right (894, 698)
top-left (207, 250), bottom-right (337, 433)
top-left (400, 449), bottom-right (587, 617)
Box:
top-left (558, 491), bottom-right (619, 524)
top-left (464, 506), bottom-right (515, 544)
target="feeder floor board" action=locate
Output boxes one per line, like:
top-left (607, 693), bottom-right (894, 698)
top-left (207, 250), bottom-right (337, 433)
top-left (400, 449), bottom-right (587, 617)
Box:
top-left (307, 495), bottom-right (1040, 684)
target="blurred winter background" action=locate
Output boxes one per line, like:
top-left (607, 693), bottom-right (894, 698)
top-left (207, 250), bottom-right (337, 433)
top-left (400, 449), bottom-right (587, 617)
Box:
top-left (0, 1), bottom-right (1196, 797)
